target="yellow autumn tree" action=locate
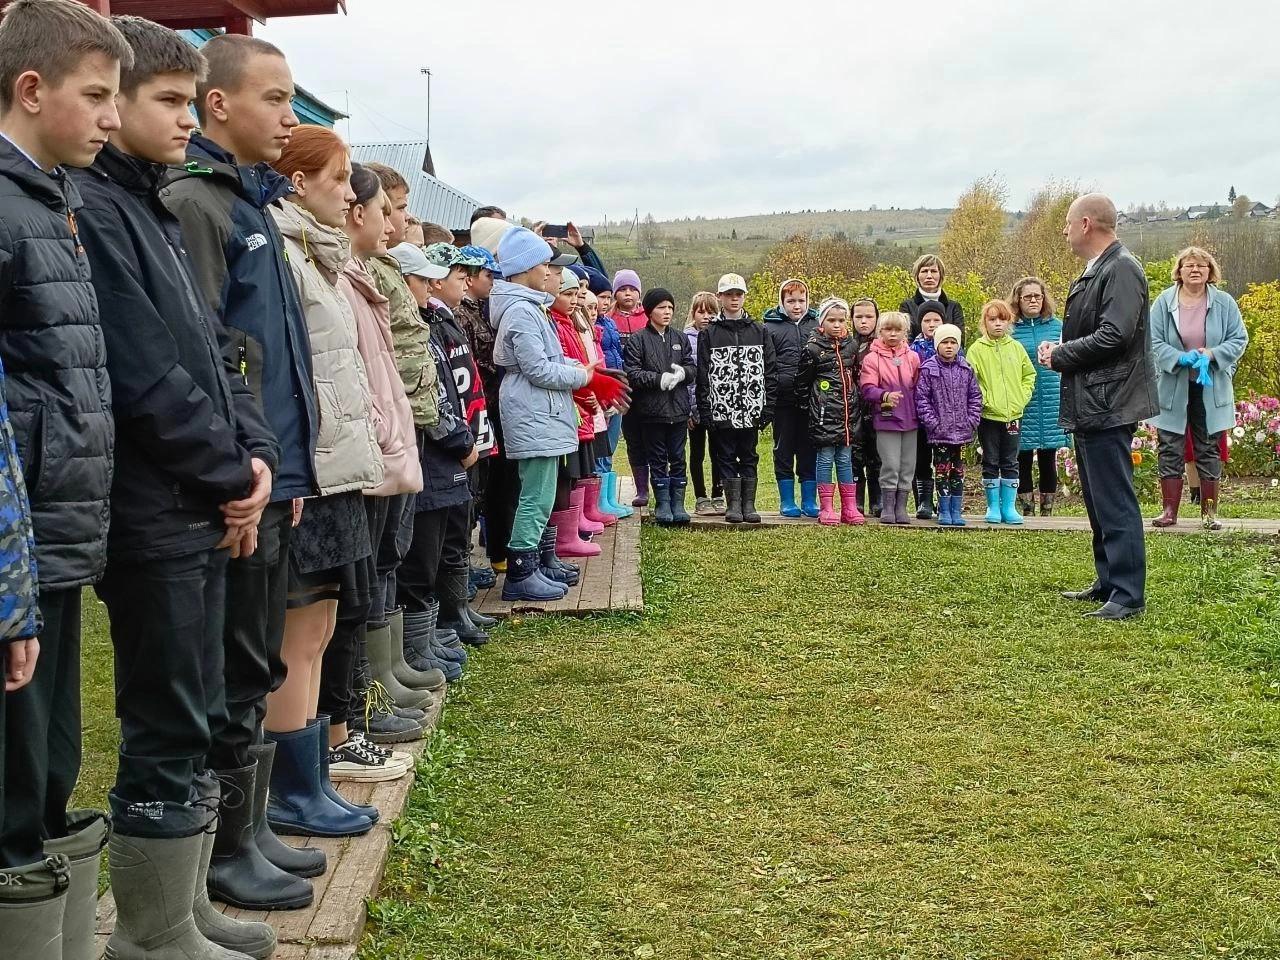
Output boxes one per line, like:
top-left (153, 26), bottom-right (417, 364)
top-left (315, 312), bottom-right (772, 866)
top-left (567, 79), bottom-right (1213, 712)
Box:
top-left (1007, 182), bottom-right (1080, 307)
top-left (940, 175), bottom-right (1008, 290)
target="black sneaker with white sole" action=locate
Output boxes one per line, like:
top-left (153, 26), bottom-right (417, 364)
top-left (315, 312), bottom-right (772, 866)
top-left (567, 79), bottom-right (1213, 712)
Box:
top-left (328, 738), bottom-right (410, 782)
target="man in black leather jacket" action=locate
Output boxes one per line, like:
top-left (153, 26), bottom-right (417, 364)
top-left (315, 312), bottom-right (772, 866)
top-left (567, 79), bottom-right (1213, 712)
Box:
top-left (1042, 194), bottom-right (1157, 620)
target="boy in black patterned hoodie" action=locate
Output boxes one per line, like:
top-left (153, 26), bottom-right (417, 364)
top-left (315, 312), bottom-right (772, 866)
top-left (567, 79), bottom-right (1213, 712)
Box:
top-left (695, 273), bottom-right (777, 524)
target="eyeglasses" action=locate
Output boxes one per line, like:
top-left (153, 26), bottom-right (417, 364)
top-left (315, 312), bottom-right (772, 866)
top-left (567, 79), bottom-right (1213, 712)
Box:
top-left (1021, 293), bottom-right (1044, 300)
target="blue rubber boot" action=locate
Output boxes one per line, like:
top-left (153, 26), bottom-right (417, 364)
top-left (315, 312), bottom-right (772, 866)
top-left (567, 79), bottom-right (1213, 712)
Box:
top-left (936, 495), bottom-right (954, 526)
top-left (983, 479), bottom-right (1002, 524)
top-left (502, 548), bottom-right (568, 601)
top-left (313, 717), bottom-right (379, 822)
top-left (800, 480), bottom-right (820, 519)
top-left (607, 473), bottom-right (634, 517)
top-left (778, 478), bottom-right (801, 518)
top-left (999, 478), bottom-right (1024, 525)
top-left (265, 726), bottom-right (373, 838)
top-left (950, 494), bottom-right (968, 526)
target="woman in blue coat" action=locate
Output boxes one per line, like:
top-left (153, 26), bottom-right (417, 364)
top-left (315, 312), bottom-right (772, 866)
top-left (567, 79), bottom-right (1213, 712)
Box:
top-left (1009, 278), bottom-right (1069, 515)
top-left (1148, 248), bottom-right (1248, 530)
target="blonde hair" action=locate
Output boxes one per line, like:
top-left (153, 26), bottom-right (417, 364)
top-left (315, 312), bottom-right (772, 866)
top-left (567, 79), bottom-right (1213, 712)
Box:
top-left (876, 311), bottom-right (910, 335)
top-left (1008, 276), bottom-right (1055, 319)
top-left (687, 291), bottom-right (718, 324)
top-left (1172, 246), bottom-right (1222, 286)
top-left (911, 254), bottom-right (946, 286)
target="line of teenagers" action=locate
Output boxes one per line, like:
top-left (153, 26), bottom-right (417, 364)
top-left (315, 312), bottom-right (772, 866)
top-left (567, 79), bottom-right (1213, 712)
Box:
top-left (0, 4), bottom-right (456, 958)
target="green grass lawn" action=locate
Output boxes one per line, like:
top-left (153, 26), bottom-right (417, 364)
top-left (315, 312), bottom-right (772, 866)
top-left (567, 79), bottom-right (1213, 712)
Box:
top-left (361, 527), bottom-right (1280, 960)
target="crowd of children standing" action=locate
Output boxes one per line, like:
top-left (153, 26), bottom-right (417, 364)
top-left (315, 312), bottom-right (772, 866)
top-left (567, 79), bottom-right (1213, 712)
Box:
top-left (0, 4), bottom-right (1253, 959)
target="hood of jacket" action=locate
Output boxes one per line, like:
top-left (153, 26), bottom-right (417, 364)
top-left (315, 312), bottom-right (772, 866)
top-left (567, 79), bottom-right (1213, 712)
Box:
top-left (869, 338), bottom-right (909, 361)
top-left (343, 254), bottom-right (386, 305)
top-left (271, 198), bottom-right (351, 275)
top-left (763, 305), bottom-right (819, 326)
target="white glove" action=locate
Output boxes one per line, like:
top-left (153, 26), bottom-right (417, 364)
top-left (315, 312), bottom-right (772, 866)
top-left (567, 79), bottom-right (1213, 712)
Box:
top-left (659, 363), bottom-right (686, 391)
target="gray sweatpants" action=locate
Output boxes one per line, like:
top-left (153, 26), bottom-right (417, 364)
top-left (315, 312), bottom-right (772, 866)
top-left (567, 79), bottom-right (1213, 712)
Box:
top-left (877, 429), bottom-right (919, 492)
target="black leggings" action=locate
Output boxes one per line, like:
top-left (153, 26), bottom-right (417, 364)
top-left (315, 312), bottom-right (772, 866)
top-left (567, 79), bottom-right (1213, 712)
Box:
top-left (1018, 448), bottom-right (1059, 494)
top-left (688, 424), bottom-right (722, 499)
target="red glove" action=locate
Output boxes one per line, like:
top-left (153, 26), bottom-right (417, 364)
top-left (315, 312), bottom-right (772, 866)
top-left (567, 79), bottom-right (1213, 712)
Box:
top-left (588, 367), bottom-right (630, 411)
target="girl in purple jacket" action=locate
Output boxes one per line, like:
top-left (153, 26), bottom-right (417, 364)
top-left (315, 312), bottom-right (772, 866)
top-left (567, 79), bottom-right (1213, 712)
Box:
top-left (916, 324), bottom-right (983, 526)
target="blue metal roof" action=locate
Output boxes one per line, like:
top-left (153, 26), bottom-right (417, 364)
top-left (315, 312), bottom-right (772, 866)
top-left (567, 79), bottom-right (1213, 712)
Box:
top-left (349, 141), bottom-right (482, 232)
top-left (179, 28), bottom-right (347, 127)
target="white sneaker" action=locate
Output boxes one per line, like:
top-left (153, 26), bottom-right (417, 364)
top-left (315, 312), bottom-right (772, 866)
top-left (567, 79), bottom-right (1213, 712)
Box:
top-left (328, 738), bottom-right (410, 782)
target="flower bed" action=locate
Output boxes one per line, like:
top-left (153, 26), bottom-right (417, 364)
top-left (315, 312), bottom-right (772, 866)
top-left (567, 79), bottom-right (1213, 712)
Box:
top-left (1053, 395), bottom-right (1280, 499)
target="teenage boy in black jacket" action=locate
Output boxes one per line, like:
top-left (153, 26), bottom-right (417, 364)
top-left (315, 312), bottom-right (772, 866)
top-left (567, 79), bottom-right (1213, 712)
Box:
top-left (696, 274), bottom-right (778, 524)
top-left (0, 0), bottom-right (129, 945)
top-left (623, 289), bottom-right (695, 525)
top-left (162, 32), bottom-right (326, 904)
top-left (72, 18), bottom-right (285, 959)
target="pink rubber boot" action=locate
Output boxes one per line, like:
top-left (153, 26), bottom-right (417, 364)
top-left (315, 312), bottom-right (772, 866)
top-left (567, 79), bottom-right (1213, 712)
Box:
top-left (839, 482), bottom-right (865, 525)
top-left (817, 483), bottom-right (839, 526)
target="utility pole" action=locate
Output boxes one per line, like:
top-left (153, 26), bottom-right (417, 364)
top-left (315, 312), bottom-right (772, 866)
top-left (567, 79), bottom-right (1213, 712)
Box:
top-left (419, 68), bottom-right (432, 142)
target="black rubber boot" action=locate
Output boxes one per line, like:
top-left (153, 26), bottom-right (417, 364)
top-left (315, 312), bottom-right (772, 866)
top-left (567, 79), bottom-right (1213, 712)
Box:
top-left (207, 765), bottom-right (313, 914)
top-left (539, 526), bottom-right (579, 585)
top-left (914, 477), bottom-right (935, 520)
top-left (652, 478), bottom-right (674, 525)
top-left (437, 568), bottom-right (489, 646)
top-left (670, 478), bottom-right (691, 525)
top-left (246, 741), bottom-right (327, 879)
top-left (723, 478), bottom-right (744, 524)
top-left (741, 475), bottom-right (761, 524)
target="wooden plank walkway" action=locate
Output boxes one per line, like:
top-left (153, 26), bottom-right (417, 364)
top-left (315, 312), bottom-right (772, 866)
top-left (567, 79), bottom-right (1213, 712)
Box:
top-left (679, 511), bottom-right (1280, 537)
top-left (473, 511), bottom-right (644, 618)
top-left (94, 737), bottom-right (429, 960)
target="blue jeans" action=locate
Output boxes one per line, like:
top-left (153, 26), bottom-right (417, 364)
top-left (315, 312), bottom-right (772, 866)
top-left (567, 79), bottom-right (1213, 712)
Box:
top-left (815, 445), bottom-right (854, 484)
top-left (595, 413), bottom-right (623, 472)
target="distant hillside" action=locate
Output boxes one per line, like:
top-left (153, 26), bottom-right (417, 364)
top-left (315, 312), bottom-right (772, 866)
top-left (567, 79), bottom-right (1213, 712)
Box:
top-left (592, 208), bottom-right (957, 245)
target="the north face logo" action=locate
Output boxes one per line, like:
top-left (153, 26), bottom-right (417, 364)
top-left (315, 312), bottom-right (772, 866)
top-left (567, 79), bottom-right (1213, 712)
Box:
top-left (245, 233), bottom-right (268, 251)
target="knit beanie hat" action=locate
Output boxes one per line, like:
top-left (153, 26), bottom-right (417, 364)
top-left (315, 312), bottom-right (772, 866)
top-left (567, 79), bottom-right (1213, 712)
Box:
top-left (567, 263), bottom-right (589, 283)
top-left (584, 266), bottom-right (611, 295)
top-left (559, 269), bottom-right (582, 293)
top-left (642, 288), bottom-right (674, 316)
top-left (817, 296), bottom-right (850, 323)
top-left (497, 226), bottom-right (553, 278)
top-left (612, 269), bottom-right (642, 294)
top-left (471, 216), bottom-right (513, 255)
top-left (917, 299), bottom-right (946, 325)
top-left (933, 323), bottom-right (962, 346)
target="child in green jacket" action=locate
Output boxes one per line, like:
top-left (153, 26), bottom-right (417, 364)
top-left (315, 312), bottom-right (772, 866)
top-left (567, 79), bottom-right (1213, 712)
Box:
top-left (967, 300), bottom-right (1036, 524)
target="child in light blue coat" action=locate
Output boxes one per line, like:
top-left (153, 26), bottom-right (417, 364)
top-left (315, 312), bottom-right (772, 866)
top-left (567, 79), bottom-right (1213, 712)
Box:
top-left (491, 228), bottom-right (626, 599)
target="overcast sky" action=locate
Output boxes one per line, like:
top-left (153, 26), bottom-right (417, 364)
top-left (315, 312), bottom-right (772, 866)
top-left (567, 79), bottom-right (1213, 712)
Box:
top-left (261, 0), bottom-right (1279, 223)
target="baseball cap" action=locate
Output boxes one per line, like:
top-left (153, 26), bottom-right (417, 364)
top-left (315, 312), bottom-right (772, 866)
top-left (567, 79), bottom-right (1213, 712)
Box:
top-left (389, 242), bottom-right (449, 280)
top-left (717, 273), bottom-right (747, 294)
top-left (548, 248), bottom-right (580, 267)
top-left (458, 244), bottom-right (499, 273)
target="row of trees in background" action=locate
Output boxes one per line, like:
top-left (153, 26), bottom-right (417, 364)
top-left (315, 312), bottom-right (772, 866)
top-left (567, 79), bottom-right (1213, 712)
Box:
top-left (742, 175), bottom-right (1280, 402)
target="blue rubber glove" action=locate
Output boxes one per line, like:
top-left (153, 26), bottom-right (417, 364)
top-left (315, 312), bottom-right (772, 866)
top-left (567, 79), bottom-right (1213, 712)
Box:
top-left (1193, 352), bottom-right (1213, 387)
top-left (1176, 350), bottom-right (1199, 368)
